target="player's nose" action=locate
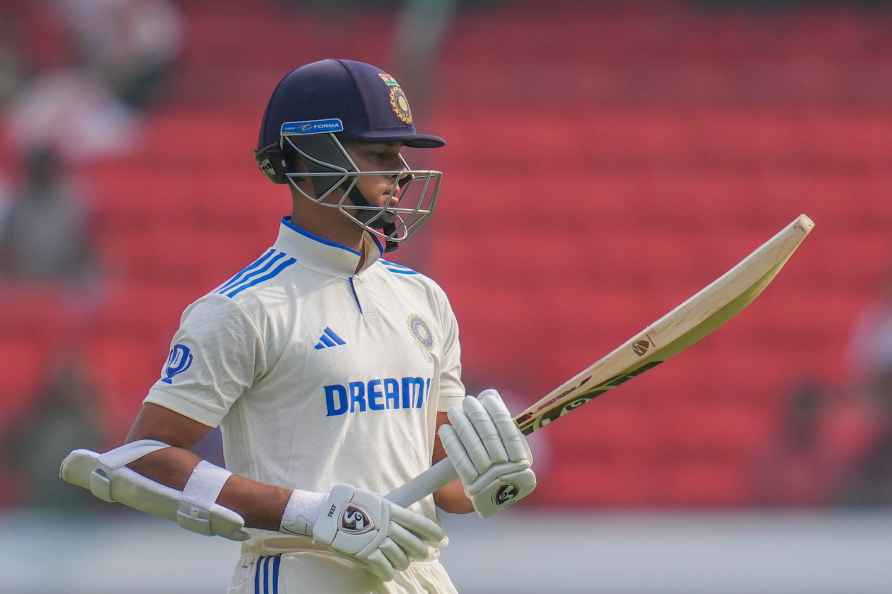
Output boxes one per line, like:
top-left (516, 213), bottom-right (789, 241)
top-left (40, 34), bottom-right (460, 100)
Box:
top-left (388, 177), bottom-right (408, 202)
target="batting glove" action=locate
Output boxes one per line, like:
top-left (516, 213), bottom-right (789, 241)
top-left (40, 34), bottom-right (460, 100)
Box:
top-left (280, 484), bottom-right (444, 581)
top-left (439, 389), bottom-right (537, 517)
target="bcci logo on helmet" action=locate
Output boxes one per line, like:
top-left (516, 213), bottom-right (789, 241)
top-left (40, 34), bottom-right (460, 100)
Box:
top-left (378, 73), bottom-right (413, 125)
top-left (341, 505), bottom-right (375, 534)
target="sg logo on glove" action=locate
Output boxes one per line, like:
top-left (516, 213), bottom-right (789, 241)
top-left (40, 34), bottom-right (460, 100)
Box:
top-left (494, 484), bottom-right (518, 506)
top-left (341, 505), bottom-right (375, 534)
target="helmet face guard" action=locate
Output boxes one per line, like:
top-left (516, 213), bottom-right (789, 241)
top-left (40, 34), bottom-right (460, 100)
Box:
top-left (281, 122), bottom-right (442, 251)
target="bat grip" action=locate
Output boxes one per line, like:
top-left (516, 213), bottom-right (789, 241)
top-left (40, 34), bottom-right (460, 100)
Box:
top-left (386, 458), bottom-right (459, 508)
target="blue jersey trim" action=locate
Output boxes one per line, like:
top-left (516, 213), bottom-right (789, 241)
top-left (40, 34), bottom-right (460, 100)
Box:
top-left (254, 556), bottom-right (263, 594)
top-left (379, 259), bottom-right (414, 270)
top-left (219, 252), bottom-right (287, 296)
top-left (272, 555), bottom-right (281, 594)
top-left (370, 234), bottom-right (385, 256)
top-left (380, 259), bottom-right (420, 275)
top-left (225, 257), bottom-right (298, 298)
top-left (282, 217), bottom-right (361, 256)
top-left (349, 277), bottom-right (363, 313)
top-left (219, 249), bottom-right (276, 293)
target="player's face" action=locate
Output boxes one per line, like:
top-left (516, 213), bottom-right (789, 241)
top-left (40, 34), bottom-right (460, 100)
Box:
top-left (344, 141), bottom-right (407, 209)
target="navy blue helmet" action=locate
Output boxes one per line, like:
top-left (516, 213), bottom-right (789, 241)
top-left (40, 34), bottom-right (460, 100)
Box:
top-left (254, 59), bottom-right (445, 251)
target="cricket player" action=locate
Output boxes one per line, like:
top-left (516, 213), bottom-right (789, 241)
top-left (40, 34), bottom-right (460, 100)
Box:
top-left (61, 59), bottom-right (537, 594)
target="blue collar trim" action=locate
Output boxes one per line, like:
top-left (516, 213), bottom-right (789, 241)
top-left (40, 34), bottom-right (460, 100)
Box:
top-left (281, 217), bottom-right (361, 256)
top-left (370, 234), bottom-right (384, 257)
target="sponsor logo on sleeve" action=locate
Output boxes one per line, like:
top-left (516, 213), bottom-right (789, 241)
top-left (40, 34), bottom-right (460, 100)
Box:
top-left (162, 344), bottom-right (193, 384)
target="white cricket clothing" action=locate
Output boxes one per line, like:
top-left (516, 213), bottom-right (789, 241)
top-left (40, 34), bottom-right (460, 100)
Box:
top-left (228, 551), bottom-right (458, 594)
top-left (144, 217), bottom-right (464, 590)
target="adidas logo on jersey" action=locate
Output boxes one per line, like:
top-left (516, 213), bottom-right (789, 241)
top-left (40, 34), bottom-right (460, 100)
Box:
top-left (314, 326), bottom-right (347, 350)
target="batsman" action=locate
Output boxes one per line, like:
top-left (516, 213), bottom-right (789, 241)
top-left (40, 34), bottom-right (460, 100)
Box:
top-left (61, 59), bottom-right (537, 594)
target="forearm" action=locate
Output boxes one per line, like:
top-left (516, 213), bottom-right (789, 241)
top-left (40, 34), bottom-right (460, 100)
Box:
top-left (98, 410), bottom-right (444, 582)
top-left (127, 448), bottom-right (291, 530)
top-left (123, 403), bottom-right (291, 530)
top-left (433, 478), bottom-right (474, 514)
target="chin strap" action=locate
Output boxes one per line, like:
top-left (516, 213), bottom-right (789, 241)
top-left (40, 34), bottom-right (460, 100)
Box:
top-left (382, 223), bottom-right (399, 253)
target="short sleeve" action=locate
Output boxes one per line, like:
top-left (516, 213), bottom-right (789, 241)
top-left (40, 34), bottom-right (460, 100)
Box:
top-left (435, 288), bottom-right (465, 412)
top-left (144, 294), bottom-right (265, 427)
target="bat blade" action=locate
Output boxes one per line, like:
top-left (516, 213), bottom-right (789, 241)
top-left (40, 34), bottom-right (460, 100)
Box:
top-left (386, 214), bottom-right (815, 508)
top-left (516, 214), bottom-right (813, 434)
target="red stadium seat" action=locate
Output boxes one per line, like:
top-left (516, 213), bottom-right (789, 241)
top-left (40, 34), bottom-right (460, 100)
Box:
top-left (659, 461), bottom-right (752, 507)
top-left (537, 458), bottom-right (654, 507)
top-left (84, 334), bottom-right (164, 439)
top-left (0, 339), bottom-right (47, 428)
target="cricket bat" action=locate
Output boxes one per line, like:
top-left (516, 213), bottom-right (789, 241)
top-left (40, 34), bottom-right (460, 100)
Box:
top-left (387, 214), bottom-right (815, 508)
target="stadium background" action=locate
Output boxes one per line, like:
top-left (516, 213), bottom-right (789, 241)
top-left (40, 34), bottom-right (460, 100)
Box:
top-left (2, 0), bottom-right (892, 592)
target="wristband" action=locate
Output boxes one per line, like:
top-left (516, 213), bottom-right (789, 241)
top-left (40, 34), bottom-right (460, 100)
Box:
top-left (279, 489), bottom-right (326, 536)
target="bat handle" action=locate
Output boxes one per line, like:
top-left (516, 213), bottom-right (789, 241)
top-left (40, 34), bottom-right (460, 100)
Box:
top-left (386, 458), bottom-right (459, 508)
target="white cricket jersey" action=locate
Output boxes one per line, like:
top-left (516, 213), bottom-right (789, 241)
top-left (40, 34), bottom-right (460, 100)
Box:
top-left (144, 217), bottom-right (465, 543)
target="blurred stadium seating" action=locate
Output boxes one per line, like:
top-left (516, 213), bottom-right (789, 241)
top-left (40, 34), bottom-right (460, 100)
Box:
top-left (3, 0), bottom-right (892, 509)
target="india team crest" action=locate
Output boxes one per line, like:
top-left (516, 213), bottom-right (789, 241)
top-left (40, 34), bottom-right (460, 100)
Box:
top-left (378, 73), bottom-right (413, 125)
top-left (408, 314), bottom-right (434, 350)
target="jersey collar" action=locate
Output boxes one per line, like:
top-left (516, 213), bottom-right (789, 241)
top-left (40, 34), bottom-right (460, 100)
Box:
top-left (275, 217), bottom-right (382, 277)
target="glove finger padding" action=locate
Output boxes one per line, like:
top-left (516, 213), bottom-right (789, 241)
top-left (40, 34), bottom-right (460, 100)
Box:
top-left (379, 536), bottom-right (410, 571)
top-left (386, 522), bottom-right (428, 561)
top-left (479, 389), bottom-right (531, 464)
top-left (463, 396), bottom-right (509, 465)
top-left (446, 404), bottom-right (491, 474)
top-left (364, 549), bottom-right (396, 582)
top-left (389, 503), bottom-right (444, 546)
top-left (437, 424), bottom-right (479, 488)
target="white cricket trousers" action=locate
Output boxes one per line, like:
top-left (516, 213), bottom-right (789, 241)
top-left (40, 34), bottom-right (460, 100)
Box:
top-left (227, 551), bottom-right (459, 594)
